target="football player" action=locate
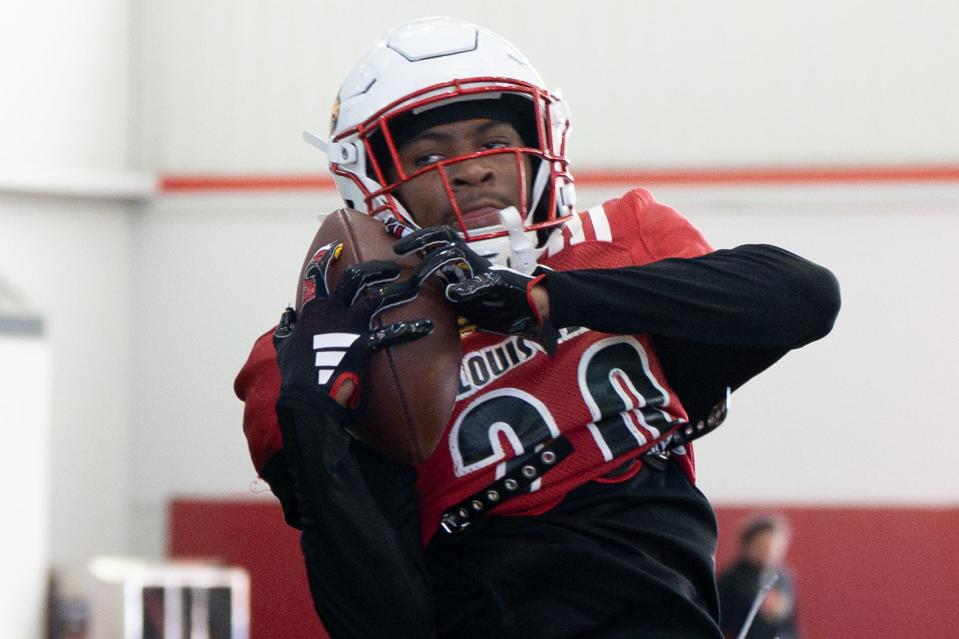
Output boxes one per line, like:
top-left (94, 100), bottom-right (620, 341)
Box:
top-left (235, 16), bottom-right (840, 639)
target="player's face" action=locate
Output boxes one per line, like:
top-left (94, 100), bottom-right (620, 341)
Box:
top-left (390, 118), bottom-right (533, 230)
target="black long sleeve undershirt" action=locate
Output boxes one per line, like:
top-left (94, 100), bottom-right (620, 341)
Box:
top-left (544, 244), bottom-right (841, 421)
top-left (275, 390), bottom-right (436, 638)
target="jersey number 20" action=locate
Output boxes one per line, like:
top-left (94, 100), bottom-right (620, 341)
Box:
top-left (449, 336), bottom-right (677, 482)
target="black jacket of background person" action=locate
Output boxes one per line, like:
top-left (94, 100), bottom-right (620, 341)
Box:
top-left (719, 559), bottom-right (801, 639)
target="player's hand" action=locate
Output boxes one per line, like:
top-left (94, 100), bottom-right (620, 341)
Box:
top-left (394, 226), bottom-right (558, 352)
top-left (273, 240), bottom-right (433, 411)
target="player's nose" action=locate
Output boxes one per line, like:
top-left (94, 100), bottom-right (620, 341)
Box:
top-left (448, 156), bottom-right (495, 189)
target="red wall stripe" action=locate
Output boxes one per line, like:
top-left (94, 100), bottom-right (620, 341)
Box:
top-left (159, 174), bottom-right (335, 192)
top-left (170, 500), bottom-right (959, 639)
top-left (158, 165), bottom-right (959, 192)
top-left (169, 499), bottom-right (327, 639)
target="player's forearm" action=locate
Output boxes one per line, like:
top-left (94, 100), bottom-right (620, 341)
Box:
top-left (543, 244), bottom-right (840, 349)
top-left (276, 392), bottom-right (435, 637)
top-left (529, 283), bottom-right (550, 323)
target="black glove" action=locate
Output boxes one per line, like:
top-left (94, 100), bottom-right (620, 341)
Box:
top-left (395, 226), bottom-right (559, 352)
top-left (273, 240), bottom-right (434, 411)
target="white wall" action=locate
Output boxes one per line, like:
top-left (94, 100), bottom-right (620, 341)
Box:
top-left (676, 184), bottom-right (959, 503)
top-left (0, 0), bottom-right (134, 176)
top-left (0, 196), bottom-right (135, 606)
top-left (0, 332), bottom-right (50, 639)
top-left (0, 0), bottom-right (146, 596)
top-left (137, 0), bottom-right (959, 173)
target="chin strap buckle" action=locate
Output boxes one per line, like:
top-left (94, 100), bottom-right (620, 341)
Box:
top-left (468, 207), bottom-right (547, 275)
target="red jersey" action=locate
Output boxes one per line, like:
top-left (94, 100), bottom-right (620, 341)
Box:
top-left (415, 188), bottom-right (712, 541)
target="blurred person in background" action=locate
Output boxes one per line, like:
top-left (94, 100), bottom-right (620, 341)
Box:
top-left (718, 514), bottom-right (800, 639)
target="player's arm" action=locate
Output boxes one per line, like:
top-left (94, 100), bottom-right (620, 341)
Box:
top-left (270, 244), bottom-right (437, 638)
top-left (394, 226), bottom-right (839, 422)
top-left (542, 244), bottom-right (837, 347)
top-left (276, 393), bottom-right (434, 638)
top-left (541, 244), bottom-right (841, 420)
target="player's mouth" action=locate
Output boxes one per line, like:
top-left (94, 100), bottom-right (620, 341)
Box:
top-left (460, 206), bottom-right (503, 229)
top-left (457, 200), bottom-right (513, 229)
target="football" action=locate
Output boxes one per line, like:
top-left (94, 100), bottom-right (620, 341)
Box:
top-left (295, 209), bottom-right (461, 464)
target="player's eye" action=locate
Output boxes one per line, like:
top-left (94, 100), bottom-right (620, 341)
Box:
top-left (413, 152), bottom-right (447, 168)
top-left (481, 139), bottom-right (512, 151)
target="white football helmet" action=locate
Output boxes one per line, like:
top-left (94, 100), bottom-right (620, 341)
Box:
top-left (304, 16), bottom-right (575, 269)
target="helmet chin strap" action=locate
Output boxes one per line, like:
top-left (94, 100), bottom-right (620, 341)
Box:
top-left (469, 206), bottom-right (547, 275)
